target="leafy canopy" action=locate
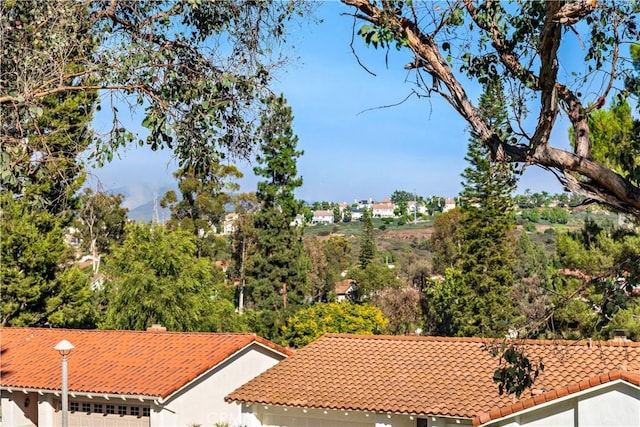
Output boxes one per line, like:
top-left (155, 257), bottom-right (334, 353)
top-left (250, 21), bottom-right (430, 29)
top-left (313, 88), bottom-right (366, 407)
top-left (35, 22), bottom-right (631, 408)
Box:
top-left (281, 302), bottom-right (388, 348)
top-left (1, 0), bottom-right (312, 187)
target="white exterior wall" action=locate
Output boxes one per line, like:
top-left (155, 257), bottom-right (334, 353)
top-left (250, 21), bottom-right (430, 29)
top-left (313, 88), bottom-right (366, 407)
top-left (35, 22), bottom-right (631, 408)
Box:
top-left (157, 343), bottom-right (285, 427)
top-left (487, 382), bottom-right (640, 427)
top-left (37, 394), bottom-right (56, 427)
top-left (1, 390), bottom-right (37, 427)
top-left (372, 208), bottom-right (395, 218)
top-left (2, 392), bottom-right (153, 427)
top-left (312, 214), bottom-right (334, 224)
top-left (577, 384), bottom-right (639, 427)
top-left (512, 399), bottom-right (575, 427)
top-left (240, 405), bottom-right (472, 427)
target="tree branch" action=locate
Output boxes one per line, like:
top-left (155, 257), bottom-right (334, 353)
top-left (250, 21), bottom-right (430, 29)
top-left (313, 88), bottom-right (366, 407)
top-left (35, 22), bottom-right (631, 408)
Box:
top-left (341, 0), bottom-right (640, 217)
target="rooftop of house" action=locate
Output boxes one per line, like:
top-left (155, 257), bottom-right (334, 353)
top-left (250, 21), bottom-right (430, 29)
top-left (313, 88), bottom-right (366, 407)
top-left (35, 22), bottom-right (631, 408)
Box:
top-left (0, 327), bottom-right (291, 399)
top-left (226, 334), bottom-right (640, 420)
top-left (334, 279), bottom-right (357, 295)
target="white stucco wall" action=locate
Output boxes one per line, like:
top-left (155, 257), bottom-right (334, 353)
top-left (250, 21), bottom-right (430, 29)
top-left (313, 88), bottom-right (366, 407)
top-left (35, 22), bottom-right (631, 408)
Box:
top-left (577, 383), bottom-right (640, 427)
top-left (487, 381), bottom-right (640, 427)
top-left (156, 343), bottom-right (286, 427)
top-left (511, 398), bottom-right (575, 427)
top-left (240, 405), bottom-right (472, 427)
top-left (1, 392), bottom-right (153, 427)
top-left (1, 390), bottom-right (36, 427)
top-left (37, 394), bottom-right (56, 427)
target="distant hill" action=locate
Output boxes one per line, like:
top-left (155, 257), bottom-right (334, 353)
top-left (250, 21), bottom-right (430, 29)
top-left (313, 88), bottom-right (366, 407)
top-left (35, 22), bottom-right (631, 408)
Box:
top-left (127, 200), bottom-right (171, 223)
top-left (107, 183), bottom-right (176, 223)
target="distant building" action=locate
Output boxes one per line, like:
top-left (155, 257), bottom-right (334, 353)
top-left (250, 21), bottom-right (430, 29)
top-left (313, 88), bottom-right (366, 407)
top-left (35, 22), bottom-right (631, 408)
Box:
top-left (350, 208), bottom-right (364, 221)
top-left (334, 279), bottom-right (357, 302)
top-left (371, 201), bottom-right (395, 218)
top-left (312, 210), bottom-right (334, 224)
top-left (407, 200), bottom-right (427, 216)
top-left (443, 197), bottom-right (456, 212)
top-left (222, 213), bottom-right (239, 235)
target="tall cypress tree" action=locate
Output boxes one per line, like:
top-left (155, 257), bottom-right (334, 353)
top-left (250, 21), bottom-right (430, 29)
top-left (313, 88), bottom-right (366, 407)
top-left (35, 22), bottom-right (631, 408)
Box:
top-left (456, 79), bottom-right (519, 337)
top-left (246, 94), bottom-right (309, 339)
top-left (359, 207), bottom-right (376, 269)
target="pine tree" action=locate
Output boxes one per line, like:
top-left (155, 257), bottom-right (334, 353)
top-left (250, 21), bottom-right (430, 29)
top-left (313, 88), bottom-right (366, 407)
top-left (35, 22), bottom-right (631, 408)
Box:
top-left (0, 2), bottom-right (97, 327)
top-left (246, 95), bottom-right (309, 339)
top-left (1, 193), bottom-right (94, 327)
top-left (456, 79), bottom-right (519, 338)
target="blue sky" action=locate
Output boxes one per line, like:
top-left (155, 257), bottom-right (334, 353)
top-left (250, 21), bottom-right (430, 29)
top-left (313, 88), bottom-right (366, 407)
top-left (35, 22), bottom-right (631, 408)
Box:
top-left (89, 2), bottom-right (567, 205)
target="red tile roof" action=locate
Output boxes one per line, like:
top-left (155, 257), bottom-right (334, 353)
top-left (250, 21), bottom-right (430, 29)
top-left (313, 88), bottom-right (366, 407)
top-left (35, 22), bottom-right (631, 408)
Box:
top-left (0, 327), bottom-right (291, 399)
top-left (335, 279), bottom-right (357, 295)
top-left (225, 334), bottom-right (640, 419)
top-left (473, 370), bottom-right (640, 426)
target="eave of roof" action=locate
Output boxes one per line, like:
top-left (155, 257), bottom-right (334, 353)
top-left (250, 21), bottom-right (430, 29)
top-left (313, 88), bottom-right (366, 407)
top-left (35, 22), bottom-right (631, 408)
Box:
top-left (473, 370), bottom-right (640, 426)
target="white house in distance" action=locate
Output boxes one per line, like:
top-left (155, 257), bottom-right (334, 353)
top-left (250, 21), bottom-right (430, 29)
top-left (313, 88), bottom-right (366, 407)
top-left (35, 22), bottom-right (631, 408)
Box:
top-left (371, 199), bottom-right (395, 218)
top-left (312, 210), bottom-right (334, 224)
top-left (443, 197), bottom-right (456, 212)
top-left (407, 201), bottom-right (427, 216)
top-left (226, 334), bottom-right (640, 427)
top-left (0, 326), bottom-right (291, 427)
top-left (334, 279), bottom-right (357, 302)
top-left (221, 212), bottom-right (239, 235)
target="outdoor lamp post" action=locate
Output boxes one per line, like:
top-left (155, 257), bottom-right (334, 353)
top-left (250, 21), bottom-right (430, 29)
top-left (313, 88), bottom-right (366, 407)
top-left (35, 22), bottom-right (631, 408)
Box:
top-left (54, 339), bottom-right (75, 427)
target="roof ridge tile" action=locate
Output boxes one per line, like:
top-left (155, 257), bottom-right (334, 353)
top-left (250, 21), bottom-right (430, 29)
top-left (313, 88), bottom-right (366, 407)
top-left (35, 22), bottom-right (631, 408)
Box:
top-left (321, 333), bottom-right (640, 347)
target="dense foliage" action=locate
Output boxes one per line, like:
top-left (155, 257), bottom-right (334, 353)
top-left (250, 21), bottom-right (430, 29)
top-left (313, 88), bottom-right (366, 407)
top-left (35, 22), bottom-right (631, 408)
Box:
top-left (1, 193), bottom-right (93, 327)
top-left (1, 0), bottom-right (97, 213)
top-left (100, 223), bottom-right (228, 331)
top-left (245, 95), bottom-right (310, 339)
top-left (281, 302), bottom-right (388, 348)
top-left (2, 1), bottom-right (639, 401)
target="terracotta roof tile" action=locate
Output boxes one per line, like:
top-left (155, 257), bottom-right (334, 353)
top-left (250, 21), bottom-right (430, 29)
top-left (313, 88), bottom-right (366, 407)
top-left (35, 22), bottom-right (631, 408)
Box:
top-left (1, 327), bottom-right (291, 399)
top-left (226, 334), bottom-right (640, 419)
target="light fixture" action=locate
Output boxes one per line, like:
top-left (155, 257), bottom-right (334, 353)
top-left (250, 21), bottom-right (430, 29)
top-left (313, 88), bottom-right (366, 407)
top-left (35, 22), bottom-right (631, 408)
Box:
top-left (54, 340), bottom-right (74, 427)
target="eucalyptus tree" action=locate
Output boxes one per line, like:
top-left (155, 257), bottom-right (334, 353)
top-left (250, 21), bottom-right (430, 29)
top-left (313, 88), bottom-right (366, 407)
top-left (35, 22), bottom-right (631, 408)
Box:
top-left (75, 188), bottom-right (128, 273)
top-left (161, 162), bottom-right (242, 259)
top-left (340, 0), bottom-right (640, 217)
top-left (2, 0), bottom-right (312, 193)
